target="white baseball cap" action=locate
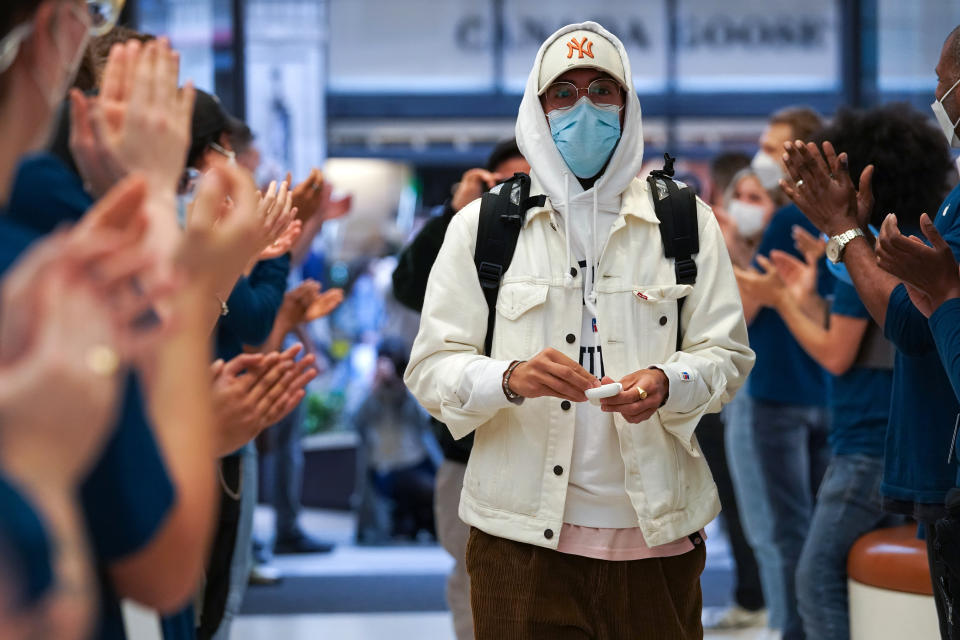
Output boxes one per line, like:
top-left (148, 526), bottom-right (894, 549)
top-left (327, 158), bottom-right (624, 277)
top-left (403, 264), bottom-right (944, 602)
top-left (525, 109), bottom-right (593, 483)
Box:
top-left (537, 29), bottom-right (626, 95)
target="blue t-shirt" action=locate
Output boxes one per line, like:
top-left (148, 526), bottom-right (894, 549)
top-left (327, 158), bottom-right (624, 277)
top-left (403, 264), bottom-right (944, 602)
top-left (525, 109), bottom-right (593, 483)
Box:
top-left (215, 256), bottom-right (290, 362)
top-left (0, 473), bottom-right (52, 607)
top-left (929, 296), bottom-right (960, 488)
top-left (7, 154), bottom-right (89, 232)
top-left (2, 158), bottom-right (177, 639)
top-left (881, 182), bottom-right (960, 505)
top-left (828, 281), bottom-right (891, 458)
top-left (748, 204), bottom-right (832, 406)
top-left (930, 298), bottom-right (960, 408)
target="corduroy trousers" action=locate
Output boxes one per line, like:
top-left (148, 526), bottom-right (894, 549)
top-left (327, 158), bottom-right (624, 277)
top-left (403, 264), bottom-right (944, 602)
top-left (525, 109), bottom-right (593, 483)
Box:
top-left (466, 527), bottom-right (706, 640)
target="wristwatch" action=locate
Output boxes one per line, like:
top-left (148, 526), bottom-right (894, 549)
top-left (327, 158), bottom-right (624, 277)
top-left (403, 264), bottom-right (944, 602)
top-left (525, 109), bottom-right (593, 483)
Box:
top-left (826, 228), bottom-right (865, 264)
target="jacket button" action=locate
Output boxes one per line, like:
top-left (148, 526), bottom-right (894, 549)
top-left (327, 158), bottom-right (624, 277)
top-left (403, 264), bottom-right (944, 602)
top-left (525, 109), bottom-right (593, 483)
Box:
top-left (659, 315), bottom-right (668, 326)
top-left (570, 267), bottom-right (578, 277)
top-left (554, 465), bottom-right (563, 476)
top-left (561, 400), bottom-right (571, 411)
top-left (544, 529), bottom-right (554, 540)
top-left (566, 333), bottom-right (576, 344)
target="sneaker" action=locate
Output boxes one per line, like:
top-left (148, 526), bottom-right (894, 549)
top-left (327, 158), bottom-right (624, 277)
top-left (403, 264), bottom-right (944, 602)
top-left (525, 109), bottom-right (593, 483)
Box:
top-left (273, 532), bottom-right (335, 555)
top-left (703, 605), bottom-right (768, 630)
top-left (248, 563), bottom-right (282, 586)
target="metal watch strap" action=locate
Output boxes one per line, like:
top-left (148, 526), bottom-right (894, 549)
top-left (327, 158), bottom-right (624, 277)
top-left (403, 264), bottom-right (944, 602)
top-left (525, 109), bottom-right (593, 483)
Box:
top-left (502, 360), bottom-right (525, 401)
top-left (836, 228), bottom-right (865, 259)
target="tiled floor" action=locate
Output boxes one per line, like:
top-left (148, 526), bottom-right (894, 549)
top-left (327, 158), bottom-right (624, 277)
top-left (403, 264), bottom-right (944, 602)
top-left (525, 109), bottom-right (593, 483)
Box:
top-left (233, 612), bottom-right (776, 639)
top-left (237, 508), bottom-right (770, 639)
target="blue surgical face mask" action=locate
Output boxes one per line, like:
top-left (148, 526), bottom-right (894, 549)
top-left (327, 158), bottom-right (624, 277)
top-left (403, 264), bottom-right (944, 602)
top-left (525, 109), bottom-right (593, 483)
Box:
top-left (548, 97), bottom-right (622, 179)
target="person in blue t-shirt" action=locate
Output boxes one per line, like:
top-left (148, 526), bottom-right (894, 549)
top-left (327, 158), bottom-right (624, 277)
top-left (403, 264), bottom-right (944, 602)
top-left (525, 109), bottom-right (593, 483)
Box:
top-left (780, 24), bottom-right (960, 639)
top-left (738, 103), bottom-right (952, 640)
top-left (735, 106), bottom-right (830, 640)
top-left (877, 212), bottom-right (960, 405)
top-left (0, 3), bottom-right (186, 638)
top-left (2, 20), bottom-right (304, 640)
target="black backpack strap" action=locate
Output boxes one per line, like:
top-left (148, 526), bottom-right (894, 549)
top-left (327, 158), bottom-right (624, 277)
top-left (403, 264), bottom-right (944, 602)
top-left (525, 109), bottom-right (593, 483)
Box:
top-left (474, 172), bottom-right (544, 356)
top-left (646, 154), bottom-right (699, 352)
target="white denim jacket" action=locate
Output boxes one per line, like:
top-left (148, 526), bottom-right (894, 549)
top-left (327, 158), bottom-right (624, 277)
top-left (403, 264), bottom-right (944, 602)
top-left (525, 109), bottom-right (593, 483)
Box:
top-left (404, 21), bottom-right (754, 548)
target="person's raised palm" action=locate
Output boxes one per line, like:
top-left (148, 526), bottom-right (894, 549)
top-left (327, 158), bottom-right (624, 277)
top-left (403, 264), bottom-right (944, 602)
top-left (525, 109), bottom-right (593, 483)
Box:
top-left (305, 288), bottom-right (344, 321)
top-left (780, 140), bottom-right (873, 237)
top-left (769, 250), bottom-right (815, 302)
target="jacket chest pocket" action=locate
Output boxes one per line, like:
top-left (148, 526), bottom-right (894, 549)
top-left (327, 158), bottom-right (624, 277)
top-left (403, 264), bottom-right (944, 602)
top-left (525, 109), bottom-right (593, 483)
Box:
top-left (608, 284), bottom-right (692, 365)
top-left (492, 281), bottom-right (550, 360)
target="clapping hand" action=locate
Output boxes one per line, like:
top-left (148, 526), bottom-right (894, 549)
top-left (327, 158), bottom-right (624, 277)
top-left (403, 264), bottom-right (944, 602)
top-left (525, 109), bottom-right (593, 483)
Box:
top-left (69, 39), bottom-right (194, 262)
top-left (178, 164), bottom-right (264, 301)
top-left (279, 280), bottom-right (345, 330)
top-left (734, 256), bottom-right (788, 309)
top-left (255, 180), bottom-right (302, 262)
top-left (210, 344), bottom-right (318, 455)
top-left (780, 140), bottom-right (874, 237)
top-left (0, 177), bottom-right (176, 487)
top-left (876, 213), bottom-right (960, 317)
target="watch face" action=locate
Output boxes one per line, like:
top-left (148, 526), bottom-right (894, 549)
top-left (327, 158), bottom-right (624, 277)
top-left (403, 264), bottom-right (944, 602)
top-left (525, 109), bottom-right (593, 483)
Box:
top-left (826, 238), bottom-right (841, 263)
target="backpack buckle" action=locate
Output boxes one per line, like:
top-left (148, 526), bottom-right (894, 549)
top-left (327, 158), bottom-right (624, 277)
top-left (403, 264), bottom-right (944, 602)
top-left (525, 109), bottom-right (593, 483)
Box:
top-left (477, 261), bottom-right (503, 290)
top-left (675, 258), bottom-right (697, 285)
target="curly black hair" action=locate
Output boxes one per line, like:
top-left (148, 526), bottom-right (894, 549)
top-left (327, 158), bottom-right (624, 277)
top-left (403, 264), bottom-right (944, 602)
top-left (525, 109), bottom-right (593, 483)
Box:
top-left (814, 103), bottom-right (955, 231)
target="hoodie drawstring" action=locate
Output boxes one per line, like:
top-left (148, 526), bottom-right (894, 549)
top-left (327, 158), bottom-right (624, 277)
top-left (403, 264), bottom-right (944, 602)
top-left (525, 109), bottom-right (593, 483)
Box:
top-left (563, 172), bottom-right (574, 287)
top-left (561, 170), bottom-right (603, 360)
top-left (586, 188), bottom-right (601, 356)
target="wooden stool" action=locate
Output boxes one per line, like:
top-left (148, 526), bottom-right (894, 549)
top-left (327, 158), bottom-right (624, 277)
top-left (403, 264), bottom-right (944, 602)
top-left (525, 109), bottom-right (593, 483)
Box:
top-left (847, 524), bottom-right (939, 639)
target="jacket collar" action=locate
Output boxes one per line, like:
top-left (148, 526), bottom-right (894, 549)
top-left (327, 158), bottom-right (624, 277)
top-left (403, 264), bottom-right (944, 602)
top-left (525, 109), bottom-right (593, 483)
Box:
top-left (618, 179), bottom-right (660, 225)
top-left (523, 175), bottom-right (661, 228)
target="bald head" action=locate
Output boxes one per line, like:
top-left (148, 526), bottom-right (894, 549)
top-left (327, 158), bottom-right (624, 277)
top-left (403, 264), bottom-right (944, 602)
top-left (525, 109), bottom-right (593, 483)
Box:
top-left (936, 26), bottom-right (960, 102)
top-left (950, 25), bottom-right (960, 70)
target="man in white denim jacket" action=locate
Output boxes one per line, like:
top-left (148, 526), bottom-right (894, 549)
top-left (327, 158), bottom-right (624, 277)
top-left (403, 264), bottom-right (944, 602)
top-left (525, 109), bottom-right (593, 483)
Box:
top-left (405, 21), bottom-right (754, 638)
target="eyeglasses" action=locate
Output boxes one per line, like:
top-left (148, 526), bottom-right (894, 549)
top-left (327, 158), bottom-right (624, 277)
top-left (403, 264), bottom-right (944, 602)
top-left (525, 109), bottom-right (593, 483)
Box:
top-left (87, 0), bottom-right (127, 37)
top-left (208, 142), bottom-right (237, 165)
top-left (543, 78), bottom-right (624, 111)
top-left (0, 0), bottom-right (125, 73)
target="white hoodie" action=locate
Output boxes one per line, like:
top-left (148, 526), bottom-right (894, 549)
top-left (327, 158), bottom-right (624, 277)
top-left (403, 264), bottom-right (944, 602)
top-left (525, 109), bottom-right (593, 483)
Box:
top-left (405, 22), bottom-right (754, 549)
top-left (517, 22), bottom-right (652, 528)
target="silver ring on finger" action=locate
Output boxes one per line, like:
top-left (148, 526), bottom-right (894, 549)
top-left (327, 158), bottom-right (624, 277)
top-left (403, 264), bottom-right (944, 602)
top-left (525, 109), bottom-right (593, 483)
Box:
top-left (796, 179), bottom-right (805, 188)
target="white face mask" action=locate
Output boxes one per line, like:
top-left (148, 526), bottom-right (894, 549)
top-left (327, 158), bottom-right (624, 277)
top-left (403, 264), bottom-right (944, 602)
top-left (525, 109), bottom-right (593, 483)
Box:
top-left (933, 77), bottom-right (960, 149)
top-left (728, 199), bottom-right (768, 237)
top-left (750, 151), bottom-right (785, 190)
top-left (8, 3), bottom-right (91, 112)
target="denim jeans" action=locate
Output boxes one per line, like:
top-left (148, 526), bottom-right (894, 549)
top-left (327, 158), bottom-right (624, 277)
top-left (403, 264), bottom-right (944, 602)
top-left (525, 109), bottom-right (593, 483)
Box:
top-left (752, 400), bottom-right (830, 640)
top-left (272, 400), bottom-right (306, 541)
top-left (212, 443), bottom-right (258, 640)
top-left (699, 411), bottom-right (764, 611)
top-left (796, 454), bottom-right (900, 640)
top-left (724, 390), bottom-right (786, 629)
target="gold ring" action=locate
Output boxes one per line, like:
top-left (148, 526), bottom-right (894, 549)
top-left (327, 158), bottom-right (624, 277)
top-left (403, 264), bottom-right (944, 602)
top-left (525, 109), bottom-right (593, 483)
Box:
top-left (86, 345), bottom-right (119, 377)
top-left (636, 387), bottom-right (648, 401)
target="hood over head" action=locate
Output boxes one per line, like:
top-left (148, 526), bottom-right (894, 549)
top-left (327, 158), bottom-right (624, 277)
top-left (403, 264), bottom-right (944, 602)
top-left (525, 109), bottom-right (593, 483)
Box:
top-left (516, 21), bottom-right (644, 217)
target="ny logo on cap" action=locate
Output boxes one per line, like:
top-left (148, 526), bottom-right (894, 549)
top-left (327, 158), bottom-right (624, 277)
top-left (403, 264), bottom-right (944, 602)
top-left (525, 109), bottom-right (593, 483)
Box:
top-left (566, 37), bottom-right (594, 60)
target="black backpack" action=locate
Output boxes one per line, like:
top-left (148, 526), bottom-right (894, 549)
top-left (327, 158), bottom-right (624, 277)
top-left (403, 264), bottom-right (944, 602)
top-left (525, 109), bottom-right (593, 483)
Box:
top-left (474, 154), bottom-right (699, 356)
